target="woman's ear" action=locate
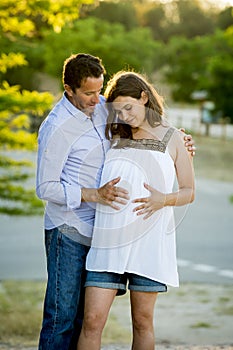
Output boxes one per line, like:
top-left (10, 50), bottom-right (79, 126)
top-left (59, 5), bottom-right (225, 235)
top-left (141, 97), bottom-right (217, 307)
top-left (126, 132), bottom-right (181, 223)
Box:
top-left (140, 91), bottom-right (149, 105)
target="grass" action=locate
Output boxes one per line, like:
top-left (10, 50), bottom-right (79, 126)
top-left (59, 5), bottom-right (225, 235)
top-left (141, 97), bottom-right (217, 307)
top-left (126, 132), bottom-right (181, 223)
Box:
top-left (102, 313), bottom-right (131, 345)
top-left (214, 297), bottom-right (233, 316)
top-left (190, 322), bottom-right (214, 329)
top-left (216, 306), bottom-right (233, 316)
top-left (0, 281), bottom-right (45, 346)
top-left (0, 280), bottom-right (131, 347)
top-left (1, 282), bottom-right (233, 346)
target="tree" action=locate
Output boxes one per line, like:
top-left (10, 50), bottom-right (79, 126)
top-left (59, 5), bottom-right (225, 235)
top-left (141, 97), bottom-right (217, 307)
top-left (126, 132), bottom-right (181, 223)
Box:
top-left (167, 0), bottom-right (215, 39)
top-left (0, 0), bottom-right (94, 215)
top-left (0, 53), bottom-right (53, 215)
top-left (217, 6), bottom-right (233, 30)
top-left (159, 35), bottom-right (214, 102)
top-left (41, 17), bottom-right (161, 82)
top-left (86, 1), bottom-right (138, 30)
top-left (143, 4), bottom-right (167, 41)
top-left (136, 0), bottom-right (216, 42)
top-left (158, 28), bottom-right (233, 123)
top-left (0, 0), bottom-right (94, 36)
top-left (0, 0), bottom-right (94, 90)
top-left (206, 28), bottom-right (233, 122)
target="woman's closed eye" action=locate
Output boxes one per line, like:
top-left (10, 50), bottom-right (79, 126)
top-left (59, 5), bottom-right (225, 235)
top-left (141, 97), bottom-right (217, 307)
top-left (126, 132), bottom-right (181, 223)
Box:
top-left (124, 104), bottom-right (132, 111)
top-left (115, 104), bottom-right (132, 116)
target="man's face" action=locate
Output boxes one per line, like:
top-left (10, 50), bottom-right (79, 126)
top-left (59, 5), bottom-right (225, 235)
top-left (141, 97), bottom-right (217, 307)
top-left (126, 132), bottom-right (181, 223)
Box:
top-left (65, 75), bottom-right (104, 116)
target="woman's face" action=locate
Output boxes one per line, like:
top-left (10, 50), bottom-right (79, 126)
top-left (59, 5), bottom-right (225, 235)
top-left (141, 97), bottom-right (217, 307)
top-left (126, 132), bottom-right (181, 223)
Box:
top-left (112, 94), bottom-right (148, 129)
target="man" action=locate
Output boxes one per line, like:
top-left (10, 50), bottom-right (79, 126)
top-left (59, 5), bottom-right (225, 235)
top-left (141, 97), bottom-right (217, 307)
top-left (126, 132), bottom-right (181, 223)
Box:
top-left (36, 53), bottom-right (195, 350)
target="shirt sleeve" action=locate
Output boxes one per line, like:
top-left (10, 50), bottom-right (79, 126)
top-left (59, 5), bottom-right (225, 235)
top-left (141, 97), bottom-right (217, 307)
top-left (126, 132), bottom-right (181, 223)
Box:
top-left (36, 122), bottom-right (82, 209)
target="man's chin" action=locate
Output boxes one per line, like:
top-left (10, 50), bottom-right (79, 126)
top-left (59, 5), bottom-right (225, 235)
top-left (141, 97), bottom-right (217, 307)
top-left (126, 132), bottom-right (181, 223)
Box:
top-left (83, 106), bottom-right (95, 117)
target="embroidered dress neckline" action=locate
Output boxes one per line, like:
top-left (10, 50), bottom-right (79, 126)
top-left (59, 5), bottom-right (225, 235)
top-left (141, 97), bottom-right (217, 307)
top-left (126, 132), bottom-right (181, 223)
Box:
top-left (112, 127), bottom-right (175, 153)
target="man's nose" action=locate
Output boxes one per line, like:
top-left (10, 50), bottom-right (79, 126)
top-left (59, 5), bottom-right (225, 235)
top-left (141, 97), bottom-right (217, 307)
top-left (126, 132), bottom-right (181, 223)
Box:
top-left (91, 93), bottom-right (100, 104)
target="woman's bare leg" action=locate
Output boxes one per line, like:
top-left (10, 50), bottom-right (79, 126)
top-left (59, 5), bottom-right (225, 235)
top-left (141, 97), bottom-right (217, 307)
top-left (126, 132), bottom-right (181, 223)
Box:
top-left (77, 287), bottom-right (117, 350)
top-left (130, 291), bottom-right (158, 350)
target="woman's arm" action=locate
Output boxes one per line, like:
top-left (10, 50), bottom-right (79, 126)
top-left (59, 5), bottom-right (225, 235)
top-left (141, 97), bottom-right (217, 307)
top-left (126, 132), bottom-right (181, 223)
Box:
top-left (166, 129), bottom-right (195, 206)
top-left (132, 130), bottom-right (195, 219)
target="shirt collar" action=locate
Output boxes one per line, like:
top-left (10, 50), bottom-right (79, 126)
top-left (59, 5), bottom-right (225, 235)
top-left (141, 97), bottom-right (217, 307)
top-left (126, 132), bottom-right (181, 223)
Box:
top-left (62, 92), bottom-right (90, 122)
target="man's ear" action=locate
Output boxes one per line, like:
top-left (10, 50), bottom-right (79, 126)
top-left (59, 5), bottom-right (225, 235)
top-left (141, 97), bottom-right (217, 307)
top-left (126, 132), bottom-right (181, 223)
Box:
top-left (64, 84), bottom-right (73, 97)
top-left (141, 91), bottom-right (148, 105)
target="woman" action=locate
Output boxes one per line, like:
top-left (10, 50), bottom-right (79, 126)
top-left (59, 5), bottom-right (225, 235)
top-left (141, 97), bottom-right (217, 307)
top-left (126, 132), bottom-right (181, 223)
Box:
top-left (77, 71), bottom-right (195, 350)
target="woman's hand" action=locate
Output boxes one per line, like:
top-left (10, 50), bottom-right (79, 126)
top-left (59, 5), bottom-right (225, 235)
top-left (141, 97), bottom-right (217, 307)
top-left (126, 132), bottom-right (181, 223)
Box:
top-left (132, 183), bottom-right (166, 220)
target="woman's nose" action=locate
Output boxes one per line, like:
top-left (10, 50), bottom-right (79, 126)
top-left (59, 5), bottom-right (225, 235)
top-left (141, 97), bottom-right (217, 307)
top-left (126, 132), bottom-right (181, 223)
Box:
top-left (119, 110), bottom-right (129, 121)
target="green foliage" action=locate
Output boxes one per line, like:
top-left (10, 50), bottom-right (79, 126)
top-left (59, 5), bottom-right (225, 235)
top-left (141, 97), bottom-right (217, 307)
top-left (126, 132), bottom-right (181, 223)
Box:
top-left (0, 0), bottom-right (94, 36)
top-left (0, 81), bottom-right (53, 115)
top-left (159, 27), bottom-right (233, 122)
top-left (0, 183), bottom-right (44, 216)
top-left (0, 1), bottom-right (96, 216)
top-left (217, 6), bottom-right (233, 30)
top-left (42, 17), bottom-right (162, 82)
top-left (87, 1), bottom-right (138, 30)
top-left (206, 28), bottom-right (233, 122)
top-left (169, 0), bottom-right (215, 38)
top-left (0, 53), bottom-right (27, 73)
top-left (0, 80), bottom-right (53, 150)
top-left (0, 151), bottom-right (44, 216)
top-left (142, 0), bottom-right (215, 42)
top-left (0, 0), bottom-right (95, 89)
top-left (1, 0), bottom-right (233, 217)
top-left (0, 69), bottom-right (49, 217)
top-left (143, 4), bottom-right (167, 41)
top-left (159, 35), bottom-right (213, 101)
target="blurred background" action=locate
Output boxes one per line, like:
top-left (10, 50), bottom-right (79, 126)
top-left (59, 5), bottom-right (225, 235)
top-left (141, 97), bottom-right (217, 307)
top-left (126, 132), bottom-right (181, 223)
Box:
top-left (0, 0), bottom-right (233, 346)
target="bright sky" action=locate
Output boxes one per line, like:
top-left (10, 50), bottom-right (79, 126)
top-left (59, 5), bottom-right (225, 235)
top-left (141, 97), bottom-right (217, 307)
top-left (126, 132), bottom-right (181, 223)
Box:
top-left (203, 0), bottom-right (233, 7)
top-left (159, 0), bottom-right (233, 9)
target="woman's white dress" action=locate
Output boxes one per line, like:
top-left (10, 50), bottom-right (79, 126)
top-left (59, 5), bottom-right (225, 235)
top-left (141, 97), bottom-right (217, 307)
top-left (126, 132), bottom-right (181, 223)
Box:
top-left (86, 127), bottom-right (179, 287)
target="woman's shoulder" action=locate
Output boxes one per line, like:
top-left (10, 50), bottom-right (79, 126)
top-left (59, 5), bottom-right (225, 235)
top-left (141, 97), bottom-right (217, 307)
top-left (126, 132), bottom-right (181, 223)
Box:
top-left (164, 126), bottom-right (184, 142)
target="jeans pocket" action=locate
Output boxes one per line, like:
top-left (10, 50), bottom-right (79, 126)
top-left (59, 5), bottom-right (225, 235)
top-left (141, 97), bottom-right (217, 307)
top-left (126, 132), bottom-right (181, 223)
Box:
top-left (45, 228), bottom-right (55, 259)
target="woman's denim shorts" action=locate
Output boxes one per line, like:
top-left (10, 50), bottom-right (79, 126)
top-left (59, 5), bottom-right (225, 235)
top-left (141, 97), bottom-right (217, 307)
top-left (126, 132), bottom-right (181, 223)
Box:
top-left (85, 271), bottom-right (167, 296)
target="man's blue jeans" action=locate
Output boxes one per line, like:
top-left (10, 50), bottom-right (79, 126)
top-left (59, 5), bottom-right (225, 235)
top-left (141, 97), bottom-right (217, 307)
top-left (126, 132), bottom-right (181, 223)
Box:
top-left (38, 227), bottom-right (90, 350)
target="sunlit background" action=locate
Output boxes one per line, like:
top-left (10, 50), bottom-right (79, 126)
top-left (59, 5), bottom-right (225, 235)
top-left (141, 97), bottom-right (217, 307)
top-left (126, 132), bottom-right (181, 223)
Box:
top-left (159, 0), bottom-right (233, 7)
top-left (0, 0), bottom-right (233, 347)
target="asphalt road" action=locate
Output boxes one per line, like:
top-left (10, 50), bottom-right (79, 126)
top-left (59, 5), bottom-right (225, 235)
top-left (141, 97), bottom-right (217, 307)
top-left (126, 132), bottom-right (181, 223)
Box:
top-left (0, 177), bottom-right (232, 284)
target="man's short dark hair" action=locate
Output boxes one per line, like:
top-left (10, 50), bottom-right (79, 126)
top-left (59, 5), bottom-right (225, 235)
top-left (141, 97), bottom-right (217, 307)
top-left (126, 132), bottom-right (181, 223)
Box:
top-left (62, 53), bottom-right (106, 92)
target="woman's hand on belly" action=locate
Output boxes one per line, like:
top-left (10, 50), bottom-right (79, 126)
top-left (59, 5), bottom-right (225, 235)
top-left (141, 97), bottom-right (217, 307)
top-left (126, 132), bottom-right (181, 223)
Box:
top-left (132, 183), bottom-right (166, 219)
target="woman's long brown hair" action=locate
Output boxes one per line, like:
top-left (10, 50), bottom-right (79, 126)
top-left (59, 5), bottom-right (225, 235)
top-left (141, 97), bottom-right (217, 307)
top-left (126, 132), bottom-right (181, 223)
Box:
top-left (104, 71), bottom-right (164, 140)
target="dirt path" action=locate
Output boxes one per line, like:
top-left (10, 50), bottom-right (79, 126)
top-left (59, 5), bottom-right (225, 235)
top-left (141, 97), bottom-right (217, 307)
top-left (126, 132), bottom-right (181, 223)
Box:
top-left (0, 283), bottom-right (232, 350)
top-left (106, 283), bottom-right (233, 346)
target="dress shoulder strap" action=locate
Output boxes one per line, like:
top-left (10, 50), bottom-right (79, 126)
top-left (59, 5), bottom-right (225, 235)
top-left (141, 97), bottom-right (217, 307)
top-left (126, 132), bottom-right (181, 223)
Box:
top-left (161, 127), bottom-right (176, 147)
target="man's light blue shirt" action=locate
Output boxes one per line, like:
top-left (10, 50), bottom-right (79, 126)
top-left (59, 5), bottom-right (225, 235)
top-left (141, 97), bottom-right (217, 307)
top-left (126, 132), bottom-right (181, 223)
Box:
top-left (36, 93), bottom-right (110, 239)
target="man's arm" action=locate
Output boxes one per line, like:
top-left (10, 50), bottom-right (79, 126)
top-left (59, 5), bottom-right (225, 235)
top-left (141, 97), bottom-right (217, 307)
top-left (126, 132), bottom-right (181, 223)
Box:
top-left (36, 124), bottom-right (82, 209)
